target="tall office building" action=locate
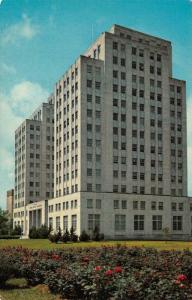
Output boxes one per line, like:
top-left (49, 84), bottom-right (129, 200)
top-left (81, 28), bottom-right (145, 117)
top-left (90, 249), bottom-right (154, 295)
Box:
top-left (13, 96), bottom-right (54, 233)
top-left (13, 25), bottom-right (192, 239)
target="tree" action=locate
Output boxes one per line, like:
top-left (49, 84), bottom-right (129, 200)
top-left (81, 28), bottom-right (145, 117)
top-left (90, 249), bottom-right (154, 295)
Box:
top-left (70, 226), bottom-right (78, 242)
top-left (0, 208), bottom-right (10, 235)
top-left (62, 229), bottom-right (70, 243)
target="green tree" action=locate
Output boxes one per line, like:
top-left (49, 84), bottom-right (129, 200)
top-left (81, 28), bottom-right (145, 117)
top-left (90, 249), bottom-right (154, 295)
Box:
top-left (0, 208), bottom-right (10, 235)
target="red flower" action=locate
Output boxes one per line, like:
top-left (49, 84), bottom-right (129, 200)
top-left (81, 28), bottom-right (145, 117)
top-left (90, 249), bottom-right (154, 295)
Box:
top-left (177, 274), bottom-right (187, 282)
top-left (179, 284), bottom-right (185, 289)
top-left (105, 269), bottom-right (113, 276)
top-left (114, 266), bottom-right (122, 273)
top-left (52, 254), bottom-right (60, 260)
top-left (95, 266), bottom-right (102, 271)
top-left (82, 256), bottom-right (89, 262)
top-left (174, 280), bottom-right (180, 285)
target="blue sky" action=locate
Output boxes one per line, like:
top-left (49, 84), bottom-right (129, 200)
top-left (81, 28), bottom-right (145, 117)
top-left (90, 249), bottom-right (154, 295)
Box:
top-left (0, 0), bottom-right (191, 208)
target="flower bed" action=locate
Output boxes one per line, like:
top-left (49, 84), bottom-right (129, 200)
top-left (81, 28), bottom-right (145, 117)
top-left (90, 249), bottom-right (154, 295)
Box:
top-left (0, 246), bottom-right (192, 299)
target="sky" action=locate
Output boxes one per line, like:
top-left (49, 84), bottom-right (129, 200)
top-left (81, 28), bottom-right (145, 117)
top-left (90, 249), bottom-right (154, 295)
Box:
top-left (0, 0), bottom-right (191, 208)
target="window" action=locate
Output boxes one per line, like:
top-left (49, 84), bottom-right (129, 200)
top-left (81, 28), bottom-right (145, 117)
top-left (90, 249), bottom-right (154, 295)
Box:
top-left (152, 215), bottom-right (162, 230)
top-left (56, 216), bottom-right (60, 230)
top-left (178, 203), bottom-right (183, 211)
top-left (132, 47), bottom-right (137, 55)
top-left (113, 84), bottom-right (118, 92)
top-left (157, 54), bottom-right (161, 62)
top-left (132, 61), bottom-right (136, 69)
top-left (140, 201), bottom-right (145, 210)
top-left (113, 56), bottom-right (118, 64)
top-left (71, 215), bottom-right (77, 231)
top-left (113, 70), bottom-right (118, 78)
top-left (132, 74), bottom-right (137, 82)
top-left (96, 96), bottom-right (101, 104)
top-left (139, 63), bottom-right (144, 71)
top-left (133, 201), bottom-right (138, 210)
top-left (87, 80), bottom-right (92, 88)
top-left (113, 99), bottom-right (118, 107)
top-left (87, 183), bottom-right (92, 192)
top-left (113, 170), bottom-right (118, 178)
top-left (113, 185), bottom-right (118, 192)
top-left (122, 200), bottom-right (127, 209)
top-left (157, 68), bottom-right (161, 76)
top-left (139, 49), bottom-right (144, 57)
top-left (87, 109), bottom-right (92, 117)
top-left (113, 41), bottom-right (118, 50)
top-left (96, 199), bottom-right (101, 209)
top-left (88, 214), bottom-right (100, 231)
top-left (121, 185), bottom-right (126, 193)
top-left (96, 169), bottom-right (101, 177)
top-left (121, 58), bottom-right (125, 66)
top-left (63, 216), bottom-right (68, 231)
top-left (115, 215), bottom-right (126, 231)
top-left (121, 72), bottom-right (126, 80)
top-left (171, 202), bottom-right (177, 211)
top-left (87, 124), bottom-right (92, 132)
top-left (121, 86), bottom-right (126, 94)
top-left (95, 81), bottom-right (101, 89)
top-left (172, 216), bottom-right (182, 231)
top-left (151, 201), bottom-right (156, 210)
top-left (134, 215), bottom-right (144, 230)
top-left (114, 200), bottom-right (119, 209)
top-left (87, 94), bottom-right (92, 102)
top-left (158, 202), bottom-right (163, 210)
top-left (121, 171), bottom-right (126, 178)
top-left (87, 199), bottom-right (93, 208)
top-left (87, 139), bottom-right (92, 147)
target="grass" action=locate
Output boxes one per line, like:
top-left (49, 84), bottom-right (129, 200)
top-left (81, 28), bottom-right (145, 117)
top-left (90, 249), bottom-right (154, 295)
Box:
top-left (0, 278), bottom-right (60, 300)
top-left (0, 239), bottom-right (191, 250)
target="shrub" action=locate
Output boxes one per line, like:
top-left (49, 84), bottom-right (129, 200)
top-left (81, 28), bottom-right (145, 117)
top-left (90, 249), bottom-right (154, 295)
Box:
top-left (1, 246), bottom-right (192, 299)
top-left (70, 227), bottom-right (78, 242)
top-left (29, 226), bottom-right (39, 239)
top-left (48, 232), bottom-right (61, 243)
top-left (11, 225), bottom-right (22, 236)
top-left (29, 225), bottom-right (50, 239)
top-left (92, 226), bottom-right (104, 241)
top-left (37, 225), bottom-right (50, 239)
top-left (79, 230), bottom-right (90, 242)
top-left (62, 229), bottom-right (70, 243)
top-left (0, 235), bottom-right (20, 239)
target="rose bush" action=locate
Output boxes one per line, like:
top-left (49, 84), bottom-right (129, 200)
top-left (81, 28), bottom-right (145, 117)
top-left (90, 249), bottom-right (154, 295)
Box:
top-left (0, 246), bottom-right (192, 299)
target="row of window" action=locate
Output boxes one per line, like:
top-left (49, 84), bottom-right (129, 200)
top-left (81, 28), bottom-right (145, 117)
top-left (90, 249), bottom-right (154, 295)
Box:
top-left (56, 69), bottom-right (78, 95)
top-left (113, 57), bottom-right (162, 75)
top-left (56, 97), bottom-right (78, 117)
top-left (113, 42), bottom-right (162, 62)
top-left (114, 215), bottom-right (183, 231)
top-left (49, 214), bottom-right (77, 231)
top-left (56, 170), bottom-right (78, 182)
top-left (49, 214), bottom-right (183, 232)
top-left (49, 200), bottom-right (78, 213)
top-left (55, 184), bottom-right (78, 197)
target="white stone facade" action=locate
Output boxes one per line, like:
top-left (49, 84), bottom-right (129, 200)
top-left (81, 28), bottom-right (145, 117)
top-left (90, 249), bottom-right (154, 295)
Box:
top-left (13, 24), bottom-right (191, 240)
top-left (13, 97), bottom-right (54, 234)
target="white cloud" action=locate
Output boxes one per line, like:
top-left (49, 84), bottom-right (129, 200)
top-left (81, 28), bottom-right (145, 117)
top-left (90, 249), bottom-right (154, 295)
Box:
top-left (0, 81), bottom-right (49, 208)
top-left (10, 81), bottom-right (49, 116)
top-left (1, 14), bottom-right (39, 45)
top-left (0, 63), bottom-right (16, 75)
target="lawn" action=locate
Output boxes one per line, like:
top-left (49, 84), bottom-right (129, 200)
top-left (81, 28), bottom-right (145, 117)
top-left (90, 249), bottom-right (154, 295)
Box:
top-left (0, 238), bottom-right (191, 250)
top-left (0, 279), bottom-right (60, 300)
